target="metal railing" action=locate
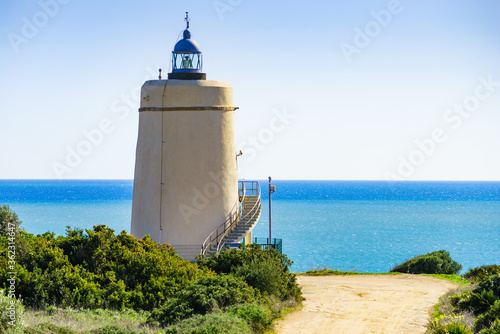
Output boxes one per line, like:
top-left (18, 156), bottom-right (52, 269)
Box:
top-left (253, 237), bottom-right (283, 255)
top-left (200, 199), bottom-right (241, 256)
top-left (215, 181), bottom-right (260, 254)
top-left (200, 181), bottom-right (261, 256)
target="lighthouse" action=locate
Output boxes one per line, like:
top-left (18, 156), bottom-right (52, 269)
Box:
top-left (131, 13), bottom-right (261, 260)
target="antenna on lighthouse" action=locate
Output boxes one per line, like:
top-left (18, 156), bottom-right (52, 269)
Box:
top-left (185, 12), bottom-right (190, 29)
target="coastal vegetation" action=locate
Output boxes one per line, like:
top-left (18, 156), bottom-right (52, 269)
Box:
top-left (427, 265), bottom-right (500, 334)
top-left (0, 205), bottom-right (301, 333)
top-left (302, 268), bottom-right (368, 276)
top-left (2, 205), bottom-right (499, 333)
top-left (390, 250), bottom-right (462, 275)
top-left (301, 250), bottom-right (463, 277)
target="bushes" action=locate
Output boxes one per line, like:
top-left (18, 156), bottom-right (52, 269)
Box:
top-left (0, 288), bottom-right (25, 332)
top-left (0, 225), bottom-right (208, 310)
top-left (453, 275), bottom-right (500, 332)
top-left (475, 300), bottom-right (500, 332)
top-left (165, 313), bottom-right (252, 334)
top-left (464, 266), bottom-right (500, 283)
top-left (0, 205), bottom-right (21, 237)
top-left (432, 322), bottom-right (474, 334)
top-left (390, 250), bottom-right (462, 275)
top-left (0, 207), bottom-right (303, 334)
top-left (148, 275), bottom-right (260, 327)
top-left (477, 276), bottom-right (500, 298)
top-left (150, 246), bottom-right (302, 332)
top-left (226, 303), bottom-right (272, 333)
top-left (428, 266), bottom-right (500, 334)
top-left (55, 227), bottom-right (206, 310)
top-left (454, 290), bottom-right (499, 316)
top-left (197, 245), bottom-right (301, 302)
top-left (454, 275), bottom-right (500, 317)
top-left (234, 258), bottom-right (288, 299)
top-left (478, 319), bottom-right (500, 334)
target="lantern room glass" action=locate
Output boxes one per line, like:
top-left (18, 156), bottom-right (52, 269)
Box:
top-left (172, 52), bottom-right (202, 72)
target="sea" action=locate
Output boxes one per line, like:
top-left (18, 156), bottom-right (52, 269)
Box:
top-left (1, 180), bottom-right (499, 274)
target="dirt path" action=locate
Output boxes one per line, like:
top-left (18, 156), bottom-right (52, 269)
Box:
top-left (274, 274), bottom-right (456, 334)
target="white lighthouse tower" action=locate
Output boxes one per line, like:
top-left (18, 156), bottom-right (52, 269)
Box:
top-left (131, 13), bottom-right (261, 260)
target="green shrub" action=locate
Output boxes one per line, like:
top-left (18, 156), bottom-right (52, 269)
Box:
top-left (0, 205), bottom-right (31, 266)
top-left (197, 245), bottom-right (301, 301)
top-left (227, 303), bottom-right (272, 333)
top-left (0, 207), bottom-right (301, 333)
top-left (0, 288), bottom-right (24, 332)
top-left (478, 318), bottom-right (500, 333)
top-left (148, 275), bottom-right (260, 327)
top-left (455, 291), bottom-right (499, 316)
top-left (429, 266), bottom-right (500, 334)
top-left (0, 225), bottom-right (208, 311)
top-left (56, 226), bottom-right (207, 310)
top-left (464, 266), bottom-right (500, 282)
top-left (165, 313), bottom-right (252, 334)
top-left (4, 231), bottom-right (105, 309)
top-left (475, 300), bottom-right (500, 332)
top-left (454, 275), bottom-right (500, 317)
top-left (432, 322), bottom-right (474, 334)
top-left (477, 275), bottom-right (500, 297)
top-left (233, 258), bottom-right (287, 298)
top-left (390, 250), bottom-right (462, 275)
top-left (0, 205), bottom-right (21, 238)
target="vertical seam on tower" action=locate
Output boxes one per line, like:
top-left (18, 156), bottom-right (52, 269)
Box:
top-left (159, 80), bottom-right (168, 243)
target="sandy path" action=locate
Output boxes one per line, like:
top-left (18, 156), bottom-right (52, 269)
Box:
top-left (274, 274), bottom-right (456, 334)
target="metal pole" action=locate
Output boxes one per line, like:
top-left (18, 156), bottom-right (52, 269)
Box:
top-left (268, 176), bottom-right (272, 247)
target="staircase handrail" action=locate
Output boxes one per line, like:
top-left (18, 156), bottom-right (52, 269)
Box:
top-left (217, 197), bottom-right (261, 254)
top-left (200, 182), bottom-right (246, 256)
top-left (215, 181), bottom-right (261, 254)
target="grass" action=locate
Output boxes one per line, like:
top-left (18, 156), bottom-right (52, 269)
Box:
top-left (17, 296), bottom-right (302, 334)
top-left (16, 302), bottom-right (301, 334)
top-left (270, 304), bottom-right (302, 321)
top-left (428, 284), bottom-right (479, 333)
top-left (21, 307), bottom-right (163, 334)
top-left (424, 274), bottom-right (471, 323)
top-left (300, 268), bottom-right (403, 276)
top-left (262, 305), bottom-right (302, 334)
top-left (422, 274), bottom-right (470, 286)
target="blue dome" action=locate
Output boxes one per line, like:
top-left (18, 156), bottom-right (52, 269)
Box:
top-left (173, 29), bottom-right (201, 53)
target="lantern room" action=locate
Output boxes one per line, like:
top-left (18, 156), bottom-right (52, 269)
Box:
top-left (168, 12), bottom-right (206, 80)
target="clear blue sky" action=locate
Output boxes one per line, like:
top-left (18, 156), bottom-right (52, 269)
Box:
top-left (1, 0), bottom-right (499, 180)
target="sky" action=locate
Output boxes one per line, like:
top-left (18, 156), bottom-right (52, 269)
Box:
top-left (1, 0), bottom-right (500, 181)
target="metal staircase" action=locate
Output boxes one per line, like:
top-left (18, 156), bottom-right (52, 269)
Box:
top-left (201, 181), bottom-right (261, 257)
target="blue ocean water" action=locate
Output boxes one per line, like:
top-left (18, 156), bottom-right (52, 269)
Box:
top-left (1, 180), bottom-right (499, 273)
